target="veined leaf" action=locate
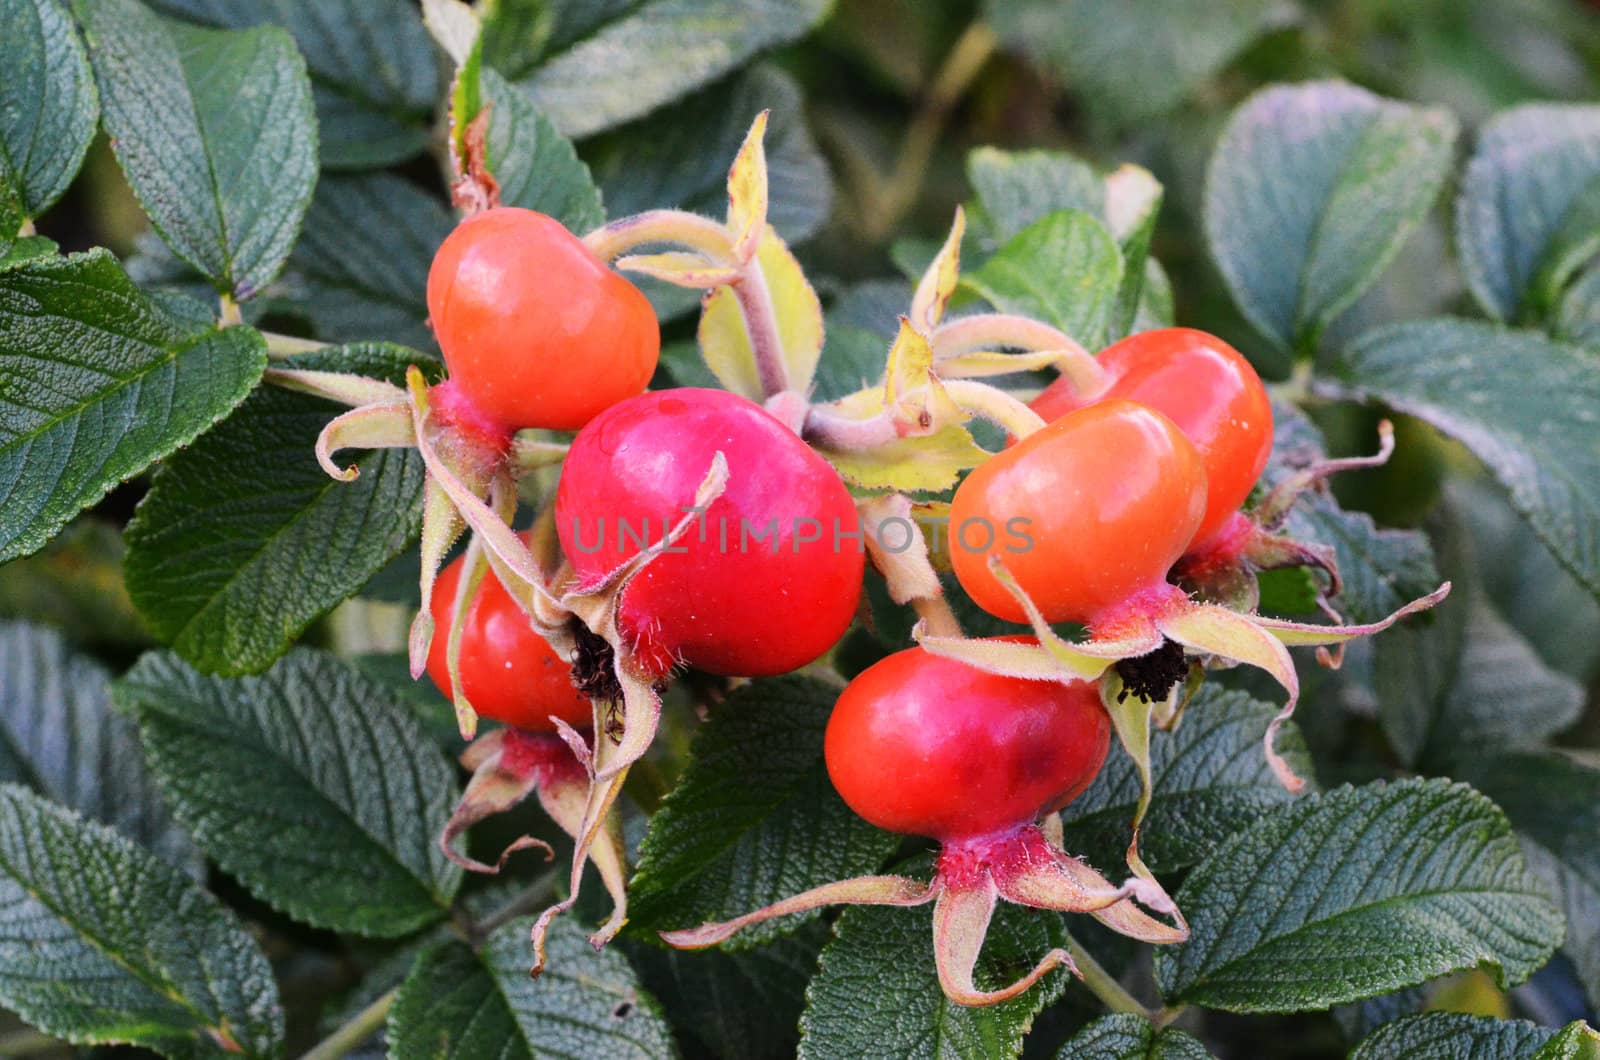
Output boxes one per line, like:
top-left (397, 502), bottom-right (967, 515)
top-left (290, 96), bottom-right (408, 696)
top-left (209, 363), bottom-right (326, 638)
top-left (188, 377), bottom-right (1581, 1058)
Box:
top-left (476, 69), bottom-right (605, 233)
top-left (0, 250), bottom-right (265, 564)
top-left (0, 783), bottom-right (283, 1057)
top-left (516, 0), bottom-right (830, 139)
top-left (275, 173), bottom-right (451, 351)
top-left (1456, 752), bottom-right (1600, 1010)
top-left (0, 621), bottom-right (196, 873)
top-left (146, 0), bottom-right (438, 169)
top-left (964, 209), bottom-right (1124, 350)
top-left (1349, 1013), bottom-right (1558, 1059)
top-left (798, 895), bottom-right (1066, 1060)
top-left (1456, 104), bottom-right (1600, 322)
top-left (1338, 318), bottom-right (1600, 603)
top-left (116, 649), bottom-right (462, 938)
top-left (1154, 778), bottom-right (1563, 1012)
top-left (77, 0), bottom-right (318, 300)
top-left (1059, 687), bottom-right (1312, 873)
top-left (124, 343), bottom-right (426, 676)
top-left (0, 0), bottom-right (97, 224)
top-left (1205, 80), bottom-right (1457, 353)
top-left (1057, 1014), bottom-right (1214, 1059)
top-left (386, 917), bottom-right (676, 1058)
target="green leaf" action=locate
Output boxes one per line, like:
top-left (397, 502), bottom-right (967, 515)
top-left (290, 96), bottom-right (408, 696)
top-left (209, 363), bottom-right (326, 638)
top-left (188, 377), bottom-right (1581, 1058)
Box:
top-left (275, 174), bottom-right (451, 351)
top-left (1390, 599), bottom-right (1582, 768)
top-left (1456, 104), bottom-right (1600, 322)
top-left (1058, 687), bottom-right (1312, 874)
top-left (966, 147), bottom-right (1102, 245)
top-left (124, 343), bottom-right (426, 676)
top-left (797, 896), bottom-right (1066, 1060)
top-left (0, 0), bottom-right (97, 222)
top-left (0, 250), bottom-right (266, 564)
top-left (76, 0), bottom-right (318, 300)
top-left (480, 0), bottom-right (637, 79)
top-left (1349, 1013), bottom-right (1557, 1060)
top-left (1153, 777), bottom-right (1563, 1012)
top-left (964, 209), bottom-right (1124, 350)
top-left (1451, 476), bottom-right (1600, 682)
top-left (515, 0), bottom-right (831, 139)
top-left (1454, 752), bottom-right (1600, 1010)
top-left (1057, 1014), bottom-right (1214, 1059)
top-left (1338, 318), bottom-right (1600, 602)
top-left (386, 917), bottom-right (676, 1059)
top-left (116, 648), bottom-right (462, 938)
top-left (0, 621), bottom-right (195, 872)
top-left (1205, 81), bottom-right (1457, 352)
top-left (628, 676), bottom-right (899, 945)
top-left (146, 0), bottom-right (438, 170)
top-left (0, 234), bottom-right (59, 269)
top-left (1533, 1022), bottom-right (1600, 1060)
top-left (629, 923), bottom-right (827, 1060)
top-left (477, 69), bottom-right (605, 233)
top-left (589, 64), bottom-right (831, 244)
top-left (0, 782), bottom-right (282, 1057)
top-left (985, 0), bottom-right (1280, 126)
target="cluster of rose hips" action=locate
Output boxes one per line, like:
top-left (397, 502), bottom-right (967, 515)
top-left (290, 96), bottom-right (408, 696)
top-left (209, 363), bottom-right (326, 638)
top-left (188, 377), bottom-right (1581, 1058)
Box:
top-left (279, 116), bottom-right (1445, 1004)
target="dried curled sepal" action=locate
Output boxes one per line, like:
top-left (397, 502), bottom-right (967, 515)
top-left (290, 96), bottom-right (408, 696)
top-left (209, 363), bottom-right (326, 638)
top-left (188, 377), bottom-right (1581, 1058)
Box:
top-left (1155, 602), bottom-right (1304, 792)
top-left (660, 874), bottom-right (937, 949)
top-left (450, 107), bottom-right (501, 217)
top-left (663, 824), bottom-right (1185, 1007)
top-left (1255, 419), bottom-right (1396, 529)
top-left (858, 493), bottom-right (942, 605)
top-left (530, 751), bottom-right (632, 976)
top-left (439, 729), bottom-right (566, 874)
top-left (933, 876), bottom-right (1075, 1006)
top-left (311, 401), bottom-right (414, 482)
top-left (534, 749), bottom-right (629, 953)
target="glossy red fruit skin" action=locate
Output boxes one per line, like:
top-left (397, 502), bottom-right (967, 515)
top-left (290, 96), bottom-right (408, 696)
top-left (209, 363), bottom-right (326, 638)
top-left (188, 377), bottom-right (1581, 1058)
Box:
top-left (1030, 328), bottom-right (1272, 549)
top-left (825, 644), bottom-right (1110, 841)
top-left (425, 551), bottom-right (591, 732)
top-left (426, 207), bottom-right (659, 433)
top-left (950, 399), bottom-right (1207, 629)
top-left (556, 388), bottom-right (865, 678)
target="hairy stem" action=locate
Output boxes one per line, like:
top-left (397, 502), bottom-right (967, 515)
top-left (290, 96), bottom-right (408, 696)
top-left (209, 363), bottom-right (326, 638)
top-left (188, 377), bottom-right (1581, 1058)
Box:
top-left (582, 209), bottom-right (735, 264)
top-left (1065, 931), bottom-right (1156, 1020)
top-left (932, 315), bottom-right (1108, 395)
top-left (734, 265), bottom-right (790, 398)
top-left (943, 380), bottom-right (1046, 439)
top-left (16, 218), bottom-right (36, 239)
top-left (298, 988), bottom-right (397, 1060)
top-left (912, 593), bottom-right (963, 639)
top-left (218, 293), bottom-right (244, 327)
top-left (802, 403), bottom-right (901, 451)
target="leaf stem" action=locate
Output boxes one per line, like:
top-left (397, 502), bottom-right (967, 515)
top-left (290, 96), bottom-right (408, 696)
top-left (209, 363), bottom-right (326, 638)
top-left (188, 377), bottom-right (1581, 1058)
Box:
top-left (1065, 931), bottom-right (1157, 1020)
top-left (582, 209), bottom-right (735, 264)
top-left (261, 330), bottom-right (329, 360)
top-left (16, 218), bottom-right (35, 239)
top-left (942, 380), bottom-right (1047, 439)
top-left (297, 988), bottom-right (397, 1060)
top-left (218, 293), bottom-right (244, 327)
